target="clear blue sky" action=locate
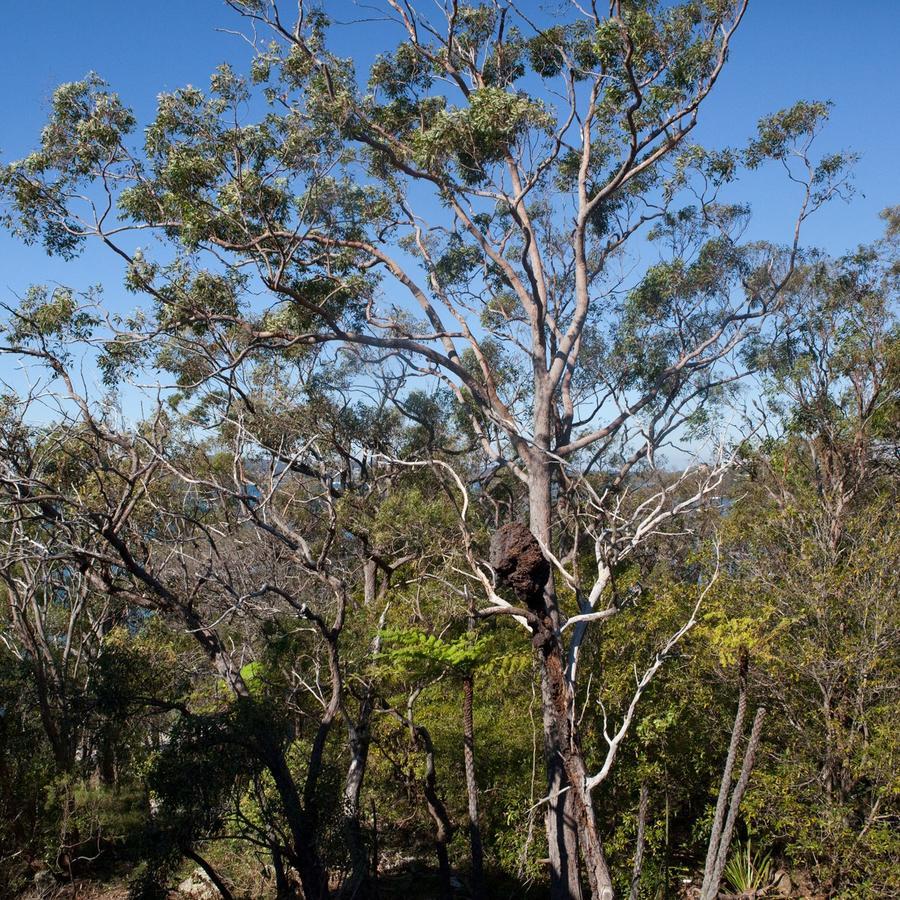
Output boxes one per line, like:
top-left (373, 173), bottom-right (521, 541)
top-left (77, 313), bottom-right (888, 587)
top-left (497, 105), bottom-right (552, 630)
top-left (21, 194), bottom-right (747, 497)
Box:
top-left (0, 0), bottom-right (898, 325)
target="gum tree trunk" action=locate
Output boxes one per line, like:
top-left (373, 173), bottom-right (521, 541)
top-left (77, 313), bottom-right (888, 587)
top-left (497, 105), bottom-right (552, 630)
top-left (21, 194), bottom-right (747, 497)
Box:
top-left (528, 445), bottom-right (614, 900)
top-left (528, 456), bottom-right (582, 900)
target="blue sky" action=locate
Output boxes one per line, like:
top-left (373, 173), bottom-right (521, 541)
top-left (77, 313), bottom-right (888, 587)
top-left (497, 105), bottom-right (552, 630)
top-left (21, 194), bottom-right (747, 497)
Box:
top-left (0, 0), bottom-right (897, 368)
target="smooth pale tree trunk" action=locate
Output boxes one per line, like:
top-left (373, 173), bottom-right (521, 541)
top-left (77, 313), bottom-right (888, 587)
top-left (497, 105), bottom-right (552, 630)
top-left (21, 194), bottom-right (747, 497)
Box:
top-left (702, 708), bottom-right (766, 900)
top-left (529, 458), bottom-right (583, 900)
top-left (700, 688), bottom-right (747, 900)
top-left (342, 719), bottom-right (371, 899)
top-left (528, 454), bottom-right (614, 900)
top-left (363, 558), bottom-right (377, 606)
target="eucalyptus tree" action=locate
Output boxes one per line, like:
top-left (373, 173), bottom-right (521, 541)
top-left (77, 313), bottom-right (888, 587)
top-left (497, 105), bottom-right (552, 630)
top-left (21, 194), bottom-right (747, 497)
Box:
top-left (0, 397), bottom-right (124, 775)
top-left (742, 212), bottom-right (899, 551)
top-left (720, 216), bottom-right (900, 893)
top-left (0, 299), bottom-right (444, 896)
top-left (0, 359), bottom-right (303, 892)
top-left (0, 1), bottom-right (853, 896)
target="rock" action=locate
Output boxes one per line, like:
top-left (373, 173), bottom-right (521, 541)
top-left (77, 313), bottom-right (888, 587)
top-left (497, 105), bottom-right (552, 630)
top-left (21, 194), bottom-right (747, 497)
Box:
top-left (772, 868), bottom-right (793, 896)
top-left (32, 869), bottom-right (56, 896)
top-left (489, 522), bottom-right (550, 609)
top-left (176, 868), bottom-right (219, 899)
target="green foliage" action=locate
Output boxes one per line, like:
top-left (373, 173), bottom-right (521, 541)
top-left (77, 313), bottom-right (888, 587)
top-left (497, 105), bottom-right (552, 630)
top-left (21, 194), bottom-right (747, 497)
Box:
top-left (409, 86), bottom-right (551, 183)
top-left (379, 627), bottom-right (488, 676)
top-left (0, 75), bottom-right (134, 257)
top-left (746, 100), bottom-right (833, 167)
top-left (379, 627), bottom-right (529, 682)
top-left (5, 284), bottom-right (99, 350)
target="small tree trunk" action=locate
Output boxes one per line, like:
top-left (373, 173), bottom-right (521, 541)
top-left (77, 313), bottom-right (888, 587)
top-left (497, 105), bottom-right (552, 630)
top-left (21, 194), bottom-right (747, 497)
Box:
top-left (340, 603), bottom-right (390, 899)
top-left (462, 671), bottom-right (486, 900)
top-left (97, 723), bottom-right (118, 785)
top-left (363, 558), bottom-right (377, 606)
top-left (630, 784), bottom-right (649, 900)
top-left (413, 722), bottom-right (454, 900)
top-left (271, 844), bottom-right (294, 899)
top-left (370, 797), bottom-right (380, 896)
top-left (341, 719), bottom-right (372, 899)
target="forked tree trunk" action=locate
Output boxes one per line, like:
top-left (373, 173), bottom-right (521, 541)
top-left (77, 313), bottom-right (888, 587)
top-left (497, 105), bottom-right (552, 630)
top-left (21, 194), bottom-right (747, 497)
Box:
top-left (702, 708), bottom-right (766, 900)
top-left (259, 727), bottom-right (331, 899)
top-left (700, 655), bottom-right (767, 900)
top-left (206, 637), bottom-right (331, 898)
top-left (176, 622), bottom-right (331, 897)
top-left (700, 686), bottom-right (748, 900)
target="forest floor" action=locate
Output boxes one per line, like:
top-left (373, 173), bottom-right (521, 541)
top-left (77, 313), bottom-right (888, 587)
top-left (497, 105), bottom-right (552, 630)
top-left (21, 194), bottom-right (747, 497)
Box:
top-left (14, 869), bottom-right (549, 900)
top-left (12, 865), bottom-right (821, 899)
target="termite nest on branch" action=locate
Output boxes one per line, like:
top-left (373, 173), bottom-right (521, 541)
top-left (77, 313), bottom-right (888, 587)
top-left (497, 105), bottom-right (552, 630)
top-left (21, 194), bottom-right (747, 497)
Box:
top-left (489, 522), bottom-right (551, 613)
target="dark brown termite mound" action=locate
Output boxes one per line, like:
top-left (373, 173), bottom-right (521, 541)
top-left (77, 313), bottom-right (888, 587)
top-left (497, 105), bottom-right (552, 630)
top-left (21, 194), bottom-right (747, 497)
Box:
top-left (489, 522), bottom-right (550, 611)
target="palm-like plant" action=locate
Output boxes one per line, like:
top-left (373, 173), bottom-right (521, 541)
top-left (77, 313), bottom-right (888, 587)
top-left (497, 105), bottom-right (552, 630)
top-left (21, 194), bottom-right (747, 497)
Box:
top-left (723, 841), bottom-right (774, 896)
